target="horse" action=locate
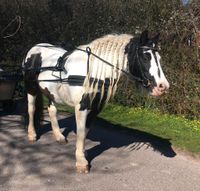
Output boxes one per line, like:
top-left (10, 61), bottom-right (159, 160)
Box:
top-left (23, 30), bottom-right (169, 173)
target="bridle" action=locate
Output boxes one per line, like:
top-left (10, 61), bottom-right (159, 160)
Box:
top-left (131, 45), bottom-right (158, 88)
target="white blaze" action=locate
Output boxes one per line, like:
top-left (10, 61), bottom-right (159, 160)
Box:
top-left (148, 50), bottom-right (170, 89)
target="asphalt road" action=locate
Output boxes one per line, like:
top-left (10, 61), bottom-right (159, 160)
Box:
top-left (0, 101), bottom-right (200, 191)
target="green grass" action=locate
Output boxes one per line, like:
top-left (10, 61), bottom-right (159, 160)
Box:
top-left (99, 104), bottom-right (200, 154)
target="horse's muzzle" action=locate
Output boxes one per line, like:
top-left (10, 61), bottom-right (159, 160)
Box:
top-left (150, 81), bottom-right (170, 97)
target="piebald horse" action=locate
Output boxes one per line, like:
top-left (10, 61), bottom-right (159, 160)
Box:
top-left (23, 30), bottom-right (169, 173)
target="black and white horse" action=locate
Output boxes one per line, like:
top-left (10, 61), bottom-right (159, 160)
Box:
top-left (23, 30), bottom-right (169, 173)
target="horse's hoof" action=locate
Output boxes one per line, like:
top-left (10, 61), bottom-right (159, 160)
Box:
top-left (56, 138), bottom-right (68, 144)
top-left (76, 165), bottom-right (89, 174)
top-left (55, 135), bottom-right (68, 144)
top-left (28, 136), bottom-right (37, 142)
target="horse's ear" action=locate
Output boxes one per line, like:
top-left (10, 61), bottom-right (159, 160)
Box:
top-left (125, 38), bottom-right (134, 54)
top-left (140, 30), bottom-right (149, 45)
top-left (152, 33), bottom-right (160, 45)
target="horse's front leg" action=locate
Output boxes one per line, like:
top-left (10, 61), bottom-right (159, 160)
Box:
top-left (48, 102), bottom-right (67, 143)
top-left (75, 104), bottom-right (89, 173)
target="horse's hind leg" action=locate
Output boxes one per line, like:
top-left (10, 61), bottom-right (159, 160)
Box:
top-left (48, 102), bottom-right (67, 143)
top-left (27, 94), bottom-right (37, 142)
top-left (75, 104), bottom-right (89, 173)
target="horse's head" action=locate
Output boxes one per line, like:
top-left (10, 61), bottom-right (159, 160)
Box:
top-left (126, 30), bottom-right (169, 97)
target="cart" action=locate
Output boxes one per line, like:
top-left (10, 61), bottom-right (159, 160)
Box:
top-left (0, 65), bottom-right (23, 112)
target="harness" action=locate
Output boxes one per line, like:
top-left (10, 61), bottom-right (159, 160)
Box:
top-left (23, 45), bottom-right (157, 87)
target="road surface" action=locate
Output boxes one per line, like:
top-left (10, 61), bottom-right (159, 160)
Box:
top-left (0, 100), bottom-right (200, 191)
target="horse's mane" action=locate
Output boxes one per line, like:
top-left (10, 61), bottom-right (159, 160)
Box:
top-left (80, 34), bottom-right (133, 108)
top-left (88, 34), bottom-right (133, 73)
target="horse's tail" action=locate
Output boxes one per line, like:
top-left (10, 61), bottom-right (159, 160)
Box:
top-left (23, 52), bottom-right (44, 131)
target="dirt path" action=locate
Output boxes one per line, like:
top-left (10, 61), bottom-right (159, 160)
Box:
top-left (0, 102), bottom-right (200, 191)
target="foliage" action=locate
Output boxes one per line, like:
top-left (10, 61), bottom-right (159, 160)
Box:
top-left (0, 0), bottom-right (199, 119)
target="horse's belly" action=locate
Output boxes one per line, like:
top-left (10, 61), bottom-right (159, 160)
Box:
top-left (57, 84), bottom-right (84, 106)
top-left (38, 77), bottom-right (84, 107)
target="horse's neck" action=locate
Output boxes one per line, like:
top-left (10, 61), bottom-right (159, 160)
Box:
top-left (85, 34), bottom-right (131, 80)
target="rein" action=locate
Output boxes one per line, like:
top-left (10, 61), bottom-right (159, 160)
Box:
top-left (75, 46), bottom-right (146, 84)
top-left (76, 45), bottom-right (157, 87)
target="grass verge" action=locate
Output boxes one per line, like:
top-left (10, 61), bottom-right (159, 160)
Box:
top-left (99, 104), bottom-right (200, 154)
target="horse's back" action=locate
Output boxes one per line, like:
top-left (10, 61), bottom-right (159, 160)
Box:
top-left (24, 43), bottom-right (66, 68)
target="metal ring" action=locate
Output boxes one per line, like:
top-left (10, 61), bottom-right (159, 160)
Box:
top-left (86, 47), bottom-right (91, 54)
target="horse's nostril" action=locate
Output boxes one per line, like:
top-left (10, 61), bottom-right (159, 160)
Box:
top-left (158, 83), bottom-right (166, 91)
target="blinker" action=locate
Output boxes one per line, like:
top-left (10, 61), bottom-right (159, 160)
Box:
top-left (143, 79), bottom-right (151, 88)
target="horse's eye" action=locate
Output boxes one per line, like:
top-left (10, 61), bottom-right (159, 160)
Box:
top-left (144, 53), bottom-right (151, 60)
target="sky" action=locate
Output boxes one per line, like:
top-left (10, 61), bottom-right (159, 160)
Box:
top-left (182, 0), bottom-right (190, 5)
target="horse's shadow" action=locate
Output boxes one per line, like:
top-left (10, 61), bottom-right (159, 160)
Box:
top-left (86, 119), bottom-right (176, 163)
top-left (38, 115), bottom-right (176, 165)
